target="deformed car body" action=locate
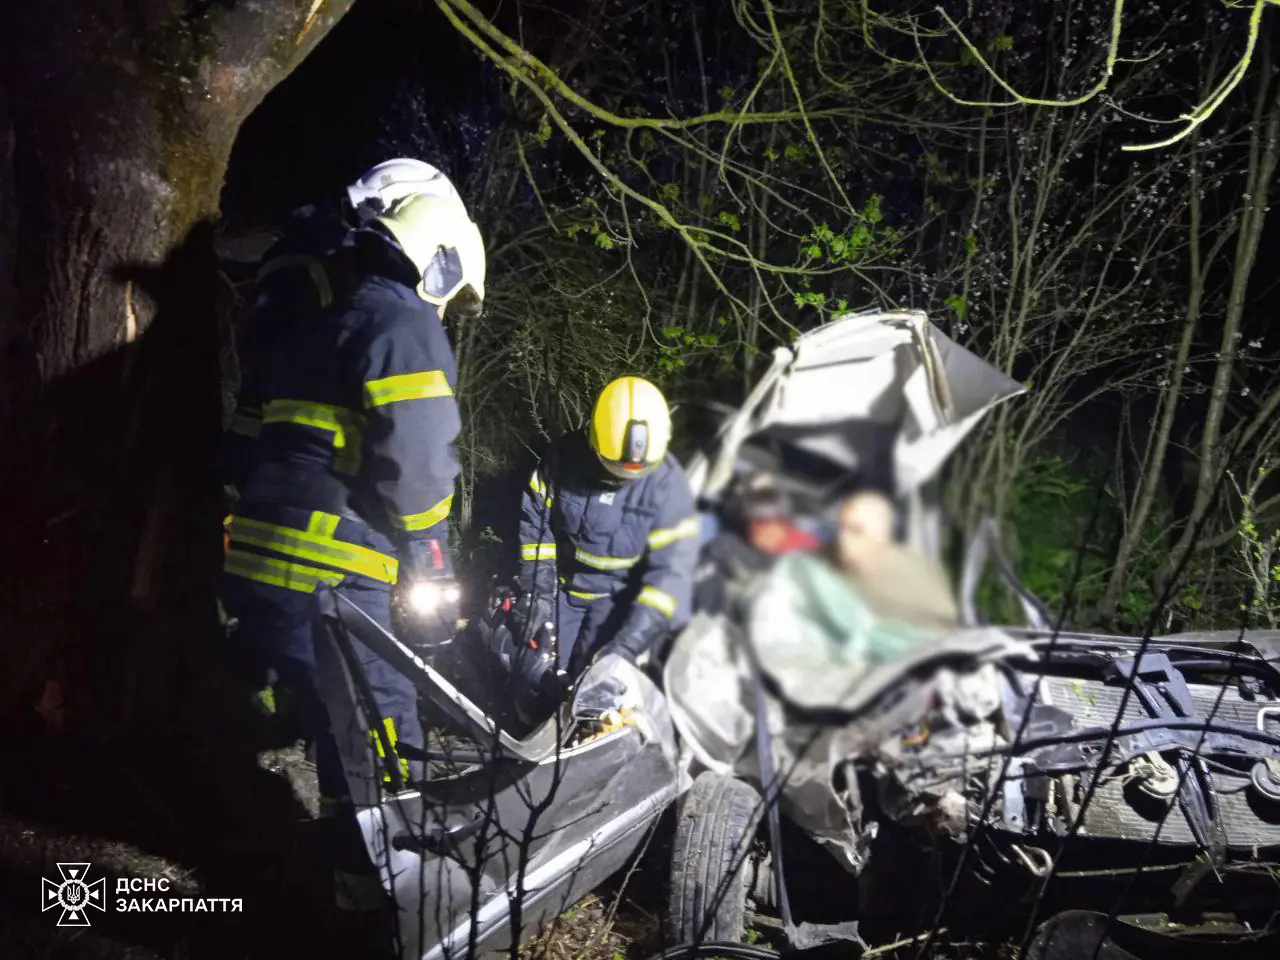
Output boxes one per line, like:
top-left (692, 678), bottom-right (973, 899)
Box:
top-left (312, 587), bottom-right (685, 960)
top-left (662, 310), bottom-right (1280, 950)
top-left (306, 306), bottom-right (1280, 957)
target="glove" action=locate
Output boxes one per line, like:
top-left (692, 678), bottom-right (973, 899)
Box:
top-left (594, 604), bottom-right (667, 667)
top-left (509, 592), bottom-right (555, 648)
top-left (398, 538), bottom-right (461, 636)
top-left (595, 632), bottom-right (648, 666)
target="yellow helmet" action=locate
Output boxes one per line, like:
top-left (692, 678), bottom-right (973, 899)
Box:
top-left (373, 192), bottom-right (486, 315)
top-left (589, 377), bottom-right (672, 480)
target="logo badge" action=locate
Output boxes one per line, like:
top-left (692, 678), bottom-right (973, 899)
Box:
top-left (42, 863), bottom-right (106, 926)
top-left (599, 492), bottom-right (616, 505)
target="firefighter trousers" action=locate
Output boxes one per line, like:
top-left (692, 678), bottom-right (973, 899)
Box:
top-left (220, 571), bottom-right (424, 807)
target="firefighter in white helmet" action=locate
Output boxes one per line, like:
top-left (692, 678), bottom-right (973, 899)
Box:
top-left (220, 158), bottom-right (468, 709)
top-left (220, 167), bottom-right (485, 910)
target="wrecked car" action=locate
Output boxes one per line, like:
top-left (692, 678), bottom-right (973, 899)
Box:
top-left (311, 581), bottom-right (685, 960)
top-left (662, 310), bottom-right (1280, 952)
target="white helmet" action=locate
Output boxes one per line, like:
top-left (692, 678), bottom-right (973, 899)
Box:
top-left (373, 191), bottom-right (486, 316)
top-left (346, 158), bottom-right (459, 219)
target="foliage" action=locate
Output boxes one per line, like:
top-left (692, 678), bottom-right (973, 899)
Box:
top-left (1231, 460), bottom-right (1280, 627)
top-left (409, 0), bottom-right (1280, 630)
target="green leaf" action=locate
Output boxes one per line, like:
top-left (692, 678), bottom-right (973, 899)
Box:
top-left (594, 232), bottom-right (615, 250)
top-left (992, 35), bottom-right (1014, 51)
top-left (806, 244), bottom-right (822, 258)
top-left (945, 293), bottom-right (968, 320)
top-left (717, 210), bottom-right (742, 233)
top-left (534, 113), bottom-right (552, 147)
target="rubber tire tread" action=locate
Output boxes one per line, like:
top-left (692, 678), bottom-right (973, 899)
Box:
top-left (668, 771), bottom-right (765, 944)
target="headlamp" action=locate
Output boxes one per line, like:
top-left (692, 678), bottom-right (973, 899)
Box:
top-left (407, 580), bottom-right (461, 615)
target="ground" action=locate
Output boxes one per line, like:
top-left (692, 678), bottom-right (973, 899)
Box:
top-left (0, 713), bottom-right (1011, 960)
top-left (0, 722), bottom-right (666, 960)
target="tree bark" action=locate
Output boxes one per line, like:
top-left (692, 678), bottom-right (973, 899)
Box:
top-left (0, 0), bottom-right (355, 736)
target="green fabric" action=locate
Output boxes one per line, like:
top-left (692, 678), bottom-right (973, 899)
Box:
top-left (772, 552), bottom-right (935, 667)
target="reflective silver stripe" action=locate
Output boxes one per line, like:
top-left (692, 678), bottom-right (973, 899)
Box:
top-left (261, 399), bottom-right (365, 475)
top-left (395, 494), bottom-right (453, 533)
top-left (224, 550), bottom-right (346, 594)
top-left (574, 548), bottom-right (641, 571)
top-left (521, 543), bottom-right (557, 561)
top-left (529, 469), bottom-right (553, 507)
top-left (229, 516), bottom-right (399, 583)
top-left (648, 516), bottom-right (700, 550)
top-left (636, 585), bottom-right (676, 617)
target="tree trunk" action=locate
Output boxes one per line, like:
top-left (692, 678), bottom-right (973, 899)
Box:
top-left (0, 0), bottom-right (355, 737)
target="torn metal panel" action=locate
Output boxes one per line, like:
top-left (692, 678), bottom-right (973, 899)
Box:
top-left (687, 309), bottom-right (1024, 502)
top-left (314, 592), bottom-right (682, 960)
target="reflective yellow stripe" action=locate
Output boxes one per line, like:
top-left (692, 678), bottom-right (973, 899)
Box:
top-left (521, 542), bottom-right (557, 562)
top-left (307, 511), bottom-right (341, 537)
top-left (224, 550), bottom-right (346, 594)
top-left (637, 585), bottom-right (677, 617)
top-left (648, 516), bottom-right (701, 550)
top-left (229, 516), bottom-right (399, 583)
top-left (395, 494), bottom-right (453, 533)
top-left (558, 575), bottom-right (608, 601)
top-left (529, 469), bottom-right (554, 507)
top-left (262, 399), bottom-right (364, 475)
top-left (363, 370), bottom-right (453, 407)
top-left (371, 717), bottom-right (410, 783)
top-left (575, 548), bottom-right (642, 571)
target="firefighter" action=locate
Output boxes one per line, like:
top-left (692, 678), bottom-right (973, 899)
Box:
top-left (222, 158), bottom-right (461, 496)
top-left (512, 377), bottom-right (700, 706)
top-left (220, 183), bottom-right (484, 909)
top-left (220, 159), bottom-right (461, 713)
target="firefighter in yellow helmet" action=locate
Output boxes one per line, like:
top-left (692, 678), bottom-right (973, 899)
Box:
top-left (511, 376), bottom-right (700, 704)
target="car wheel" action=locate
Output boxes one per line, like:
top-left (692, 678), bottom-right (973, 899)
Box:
top-left (668, 771), bottom-right (765, 944)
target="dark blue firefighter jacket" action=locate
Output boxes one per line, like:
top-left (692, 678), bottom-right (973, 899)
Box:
top-left (224, 228), bottom-right (460, 592)
top-left (222, 200), bottom-right (353, 495)
top-left (517, 430), bottom-right (700, 656)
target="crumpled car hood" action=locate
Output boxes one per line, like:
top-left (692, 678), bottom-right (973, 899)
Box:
top-left (686, 309), bottom-right (1025, 500)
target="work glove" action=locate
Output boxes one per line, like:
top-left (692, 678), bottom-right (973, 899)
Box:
top-left (508, 591), bottom-right (556, 649)
top-left (594, 602), bottom-right (666, 668)
top-left (398, 538), bottom-right (462, 640)
top-left (594, 631), bottom-right (650, 668)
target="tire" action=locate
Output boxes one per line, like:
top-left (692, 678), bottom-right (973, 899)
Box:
top-left (668, 771), bottom-right (766, 944)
